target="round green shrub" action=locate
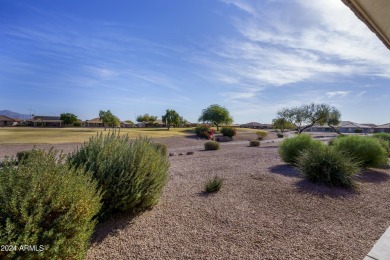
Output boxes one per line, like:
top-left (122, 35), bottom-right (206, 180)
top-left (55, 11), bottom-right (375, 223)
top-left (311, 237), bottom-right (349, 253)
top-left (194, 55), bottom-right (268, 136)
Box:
top-left (249, 139), bottom-right (260, 147)
top-left (278, 134), bottom-right (324, 165)
top-left (256, 130), bottom-right (268, 140)
top-left (220, 126), bottom-right (237, 138)
top-left (69, 132), bottom-right (169, 219)
top-left (153, 143), bottom-right (168, 156)
top-left (0, 150), bottom-right (101, 260)
top-left (296, 145), bottom-right (361, 188)
top-left (332, 135), bottom-right (388, 168)
top-left (204, 141), bottom-right (220, 150)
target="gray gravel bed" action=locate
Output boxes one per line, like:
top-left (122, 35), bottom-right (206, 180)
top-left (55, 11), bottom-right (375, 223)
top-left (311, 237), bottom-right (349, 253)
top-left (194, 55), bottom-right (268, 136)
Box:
top-left (86, 145), bottom-right (390, 259)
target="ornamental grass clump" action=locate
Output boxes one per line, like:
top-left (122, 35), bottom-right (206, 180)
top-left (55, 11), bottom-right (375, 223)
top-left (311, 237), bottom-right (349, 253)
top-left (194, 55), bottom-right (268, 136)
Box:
top-left (278, 134), bottom-right (324, 165)
top-left (249, 139), bottom-right (260, 147)
top-left (69, 132), bottom-right (169, 219)
top-left (204, 141), bottom-right (220, 150)
top-left (372, 133), bottom-right (390, 156)
top-left (204, 176), bottom-right (223, 193)
top-left (296, 145), bottom-right (361, 188)
top-left (332, 135), bottom-right (388, 168)
top-left (0, 149), bottom-right (101, 260)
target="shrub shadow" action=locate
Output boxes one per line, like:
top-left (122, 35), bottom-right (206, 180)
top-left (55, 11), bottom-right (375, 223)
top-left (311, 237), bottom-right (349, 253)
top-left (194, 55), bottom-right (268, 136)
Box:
top-left (90, 210), bottom-right (142, 244)
top-left (195, 191), bottom-right (218, 197)
top-left (356, 169), bottom-right (390, 183)
top-left (268, 164), bottom-right (300, 178)
top-left (294, 179), bottom-right (359, 198)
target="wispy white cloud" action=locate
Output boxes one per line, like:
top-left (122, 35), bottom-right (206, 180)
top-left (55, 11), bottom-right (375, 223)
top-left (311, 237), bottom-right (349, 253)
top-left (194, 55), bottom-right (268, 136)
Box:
top-left (326, 91), bottom-right (351, 98)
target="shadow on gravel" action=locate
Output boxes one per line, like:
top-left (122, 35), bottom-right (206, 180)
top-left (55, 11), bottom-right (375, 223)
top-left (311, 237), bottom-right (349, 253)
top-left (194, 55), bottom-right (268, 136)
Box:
top-left (269, 164), bottom-right (300, 178)
top-left (294, 180), bottom-right (358, 198)
top-left (195, 191), bottom-right (218, 197)
top-left (90, 211), bottom-right (142, 244)
top-left (356, 169), bottom-right (390, 183)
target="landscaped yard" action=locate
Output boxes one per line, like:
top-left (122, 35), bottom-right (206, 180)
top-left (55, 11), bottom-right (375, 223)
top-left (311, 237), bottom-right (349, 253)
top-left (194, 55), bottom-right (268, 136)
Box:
top-left (1, 131), bottom-right (388, 259)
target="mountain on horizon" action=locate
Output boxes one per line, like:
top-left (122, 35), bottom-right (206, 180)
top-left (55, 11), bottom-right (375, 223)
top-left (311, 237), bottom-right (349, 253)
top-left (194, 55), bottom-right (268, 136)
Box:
top-left (0, 110), bottom-right (32, 120)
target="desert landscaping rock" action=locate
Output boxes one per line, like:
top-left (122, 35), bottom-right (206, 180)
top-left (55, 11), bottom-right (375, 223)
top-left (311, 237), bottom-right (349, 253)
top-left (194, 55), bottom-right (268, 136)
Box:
top-left (169, 152), bottom-right (175, 156)
top-left (186, 151), bottom-right (194, 155)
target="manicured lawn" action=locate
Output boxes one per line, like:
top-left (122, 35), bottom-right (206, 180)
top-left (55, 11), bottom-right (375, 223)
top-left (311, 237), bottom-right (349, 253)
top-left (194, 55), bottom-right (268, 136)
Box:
top-left (0, 127), bottom-right (192, 144)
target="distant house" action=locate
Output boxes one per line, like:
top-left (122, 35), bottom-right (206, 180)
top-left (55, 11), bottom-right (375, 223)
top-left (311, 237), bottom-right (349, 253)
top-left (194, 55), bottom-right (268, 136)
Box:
top-left (85, 118), bottom-right (104, 127)
top-left (240, 122), bottom-right (272, 129)
top-left (0, 115), bottom-right (19, 126)
top-left (374, 123), bottom-right (390, 133)
top-left (30, 116), bottom-right (63, 127)
top-left (310, 121), bottom-right (376, 133)
top-left (120, 121), bottom-right (134, 128)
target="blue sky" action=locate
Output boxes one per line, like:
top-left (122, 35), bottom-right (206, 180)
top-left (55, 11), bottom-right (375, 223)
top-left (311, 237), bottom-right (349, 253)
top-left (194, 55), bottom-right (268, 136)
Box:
top-left (1, 0), bottom-right (390, 124)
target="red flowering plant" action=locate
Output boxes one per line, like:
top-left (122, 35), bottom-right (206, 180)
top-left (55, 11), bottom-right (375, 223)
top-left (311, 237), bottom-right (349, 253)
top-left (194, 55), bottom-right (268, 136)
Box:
top-left (195, 124), bottom-right (216, 139)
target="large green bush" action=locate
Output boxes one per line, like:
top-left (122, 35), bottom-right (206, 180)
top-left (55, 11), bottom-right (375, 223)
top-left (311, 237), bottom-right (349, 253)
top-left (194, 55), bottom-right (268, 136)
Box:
top-left (0, 150), bottom-right (101, 260)
top-left (68, 132), bottom-right (169, 219)
top-left (220, 126), bottom-right (237, 138)
top-left (278, 134), bottom-right (324, 165)
top-left (372, 133), bottom-right (390, 156)
top-left (296, 145), bottom-right (361, 188)
top-left (332, 135), bottom-right (388, 168)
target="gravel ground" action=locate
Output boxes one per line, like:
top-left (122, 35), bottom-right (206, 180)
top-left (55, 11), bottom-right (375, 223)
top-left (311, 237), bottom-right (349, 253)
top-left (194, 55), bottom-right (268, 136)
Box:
top-left (86, 142), bottom-right (390, 260)
top-left (1, 132), bottom-right (388, 259)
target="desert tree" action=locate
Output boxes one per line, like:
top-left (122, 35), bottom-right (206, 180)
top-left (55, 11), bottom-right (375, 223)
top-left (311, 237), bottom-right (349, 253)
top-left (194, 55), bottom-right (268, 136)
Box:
top-left (60, 113), bottom-right (78, 126)
top-left (136, 114), bottom-right (158, 127)
top-left (198, 104), bottom-right (233, 131)
top-left (272, 117), bottom-right (295, 133)
top-left (162, 109), bottom-right (180, 130)
top-left (276, 103), bottom-right (341, 134)
top-left (99, 110), bottom-right (120, 130)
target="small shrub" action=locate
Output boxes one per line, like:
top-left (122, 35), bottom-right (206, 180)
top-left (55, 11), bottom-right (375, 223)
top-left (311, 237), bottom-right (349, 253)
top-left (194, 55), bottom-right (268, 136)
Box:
top-left (277, 133), bottom-right (284, 138)
top-left (249, 140), bottom-right (260, 147)
top-left (204, 141), bottom-right (220, 150)
top-left (256, 130), bottom-right (268, 139)
top-left (0, 150), bottom-right (101, 259)
top-left (195, 124), bottom-right (215, 139)
top-left (220, 126), bottom-right (237, 138)
top-left (204, 176), bottom-right (223, 193)
top-left (69, 132), bottom-right (169, 219)
top-left (296, 145), bottom-right (361, 188)
top-left (153, 143), bottom-right (168, 156)
top-left (73, 121), bottom-right (82, 127)
top-left (278, 134), bottom-right (324, 165)
top-left (332, 135), bottom-right (388, 168)
top-left (354, 128), bottom-right (362, 133)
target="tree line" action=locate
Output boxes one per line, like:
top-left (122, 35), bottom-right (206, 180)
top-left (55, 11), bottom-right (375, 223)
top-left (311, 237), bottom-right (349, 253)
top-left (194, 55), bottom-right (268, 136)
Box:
top-left (60, 102), bottom-right (340, 133)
